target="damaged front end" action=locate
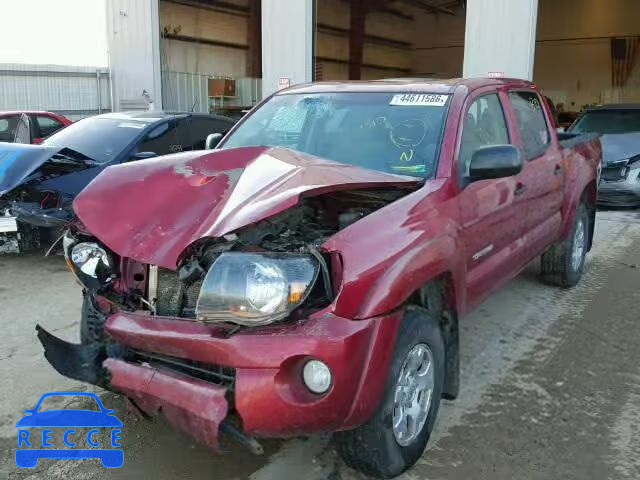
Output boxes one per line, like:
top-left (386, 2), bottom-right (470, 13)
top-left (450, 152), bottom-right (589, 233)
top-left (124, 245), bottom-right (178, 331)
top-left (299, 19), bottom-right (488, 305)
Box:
top-left (0, 144), bottom-right (101, 251)
top-left (37, 146), bottom-right (418, 452)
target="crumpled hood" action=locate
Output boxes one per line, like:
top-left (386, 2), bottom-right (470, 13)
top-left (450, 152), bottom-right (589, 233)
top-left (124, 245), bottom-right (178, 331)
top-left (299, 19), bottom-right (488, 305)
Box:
top-left (601, 133), bottom-right (640, 165)
top-left (0, 142), bottom-right (60, 195)
top-left (74, 146), bottom-right (419, 268)
top-left (0, 142), bottom-right (100, 197)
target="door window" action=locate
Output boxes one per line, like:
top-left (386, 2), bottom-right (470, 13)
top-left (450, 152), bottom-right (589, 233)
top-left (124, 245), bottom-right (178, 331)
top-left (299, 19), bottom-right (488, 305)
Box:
top-left (36, 115), bottom-right (65, 138)
top-left (459, 94), bottom-right (510, 176)
top-left (0, 115), bottom-right (20, 142)
top-left (137, 121), bottom-right (182, 156)
top-left (509, 91), bottom-right (550, 159)
top-left (185, 118), bottom-right (233, 150)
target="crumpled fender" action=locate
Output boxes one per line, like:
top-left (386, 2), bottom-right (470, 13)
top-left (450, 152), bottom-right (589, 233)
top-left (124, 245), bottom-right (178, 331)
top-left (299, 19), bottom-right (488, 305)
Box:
top-left (323, 181), bottom-right (466, 319)
top-left (356, 234), bottom-right (461, 319)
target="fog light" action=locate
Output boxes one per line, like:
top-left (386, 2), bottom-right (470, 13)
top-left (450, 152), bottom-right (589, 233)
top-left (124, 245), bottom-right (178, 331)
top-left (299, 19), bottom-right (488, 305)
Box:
top-left (302, 360), bottom-right (332, 394)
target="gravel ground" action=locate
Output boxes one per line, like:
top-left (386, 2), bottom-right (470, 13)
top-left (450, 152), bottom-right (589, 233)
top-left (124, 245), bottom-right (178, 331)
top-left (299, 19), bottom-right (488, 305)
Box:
top-left (1, 210), bottom-right (639, 480)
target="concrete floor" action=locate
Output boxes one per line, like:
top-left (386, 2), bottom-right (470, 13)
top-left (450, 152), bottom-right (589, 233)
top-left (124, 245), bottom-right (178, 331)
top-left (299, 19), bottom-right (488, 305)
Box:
top-left (1, 210), bottom-right (639, 480)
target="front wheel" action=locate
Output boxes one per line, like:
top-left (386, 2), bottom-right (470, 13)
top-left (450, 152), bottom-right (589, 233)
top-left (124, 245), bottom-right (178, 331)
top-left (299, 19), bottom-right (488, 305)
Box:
top-left (541, 202), bottom-right (589, 288)
top-left (334, 307), bottom-right (445, 478)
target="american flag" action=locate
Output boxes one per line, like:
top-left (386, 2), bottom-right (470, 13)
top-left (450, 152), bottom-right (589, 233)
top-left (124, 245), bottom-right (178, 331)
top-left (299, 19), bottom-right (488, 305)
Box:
top-left (611, 37), bottom-right (640, 88)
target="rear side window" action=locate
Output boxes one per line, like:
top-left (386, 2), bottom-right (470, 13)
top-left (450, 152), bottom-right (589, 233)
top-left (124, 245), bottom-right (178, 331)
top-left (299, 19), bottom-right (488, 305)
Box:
top-left (137, 120), bottom-right (182, 156)
top-left (0, 115), bottom-right (19, 141)
top-left (509, 91), bottom-right (550, 159)
top-left (36, 115), bottom-right (64, 138)
top-left (459, 94), bottom-right (510, 175)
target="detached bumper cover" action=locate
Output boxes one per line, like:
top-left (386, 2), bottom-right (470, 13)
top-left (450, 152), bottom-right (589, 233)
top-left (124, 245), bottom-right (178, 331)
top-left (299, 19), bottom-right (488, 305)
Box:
top-left (37, 308), bottom-right (402, 440)
top-left (36, 327), bottom-right (228, 450)
top-left (105, 358), bottom-right (228, 450)
top-left (104, 309), bottom-right (402, 436)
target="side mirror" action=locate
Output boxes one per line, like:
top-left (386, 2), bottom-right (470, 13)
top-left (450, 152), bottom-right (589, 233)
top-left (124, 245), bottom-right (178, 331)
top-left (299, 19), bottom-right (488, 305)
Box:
top-left (131, 151), bottom-right (158, 161)
top-left (469, 145), bottom-right (523, 183)
top-left (205, 133), bottom-right (223, 150)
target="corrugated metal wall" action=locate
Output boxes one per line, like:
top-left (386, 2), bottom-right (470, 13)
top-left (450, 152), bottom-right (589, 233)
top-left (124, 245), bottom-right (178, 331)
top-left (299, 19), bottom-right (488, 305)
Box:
top-left (161, 70), bottom-right (209, 112)
top-left (0, 63), bottom-right (111, 121)
top-left (106, 0), bottom-right (163, 110)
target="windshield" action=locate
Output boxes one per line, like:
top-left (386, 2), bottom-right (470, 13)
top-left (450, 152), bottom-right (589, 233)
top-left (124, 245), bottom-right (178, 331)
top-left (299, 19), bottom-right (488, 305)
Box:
top-left (570, 110), bottom-right (640, 134)
top-left (43, 117), bottom-right (147, 163)
top-left (221, 92), bottom-right (450, 178)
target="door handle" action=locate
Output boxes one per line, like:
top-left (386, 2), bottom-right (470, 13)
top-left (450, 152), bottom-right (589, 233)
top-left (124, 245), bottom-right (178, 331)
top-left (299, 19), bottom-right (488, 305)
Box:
top-left (554, 164), bottom-right (563, 175)
top-left (514, 183), bottom-right (527, 196)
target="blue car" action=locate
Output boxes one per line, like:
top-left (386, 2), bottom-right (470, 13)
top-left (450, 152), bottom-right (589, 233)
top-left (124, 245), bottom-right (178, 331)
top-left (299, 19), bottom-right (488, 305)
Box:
top-left (15, 391), bottom-right (124, 468)
top-left (0, 111), bottom-right (234, 250)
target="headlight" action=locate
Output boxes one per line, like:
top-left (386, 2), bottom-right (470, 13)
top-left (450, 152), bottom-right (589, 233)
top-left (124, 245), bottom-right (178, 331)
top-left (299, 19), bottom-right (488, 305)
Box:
top-left (71, 243), bottom-right (111, 278)
top-left (195, 252), bottom-right (319, 326)
top-left (64, 237), bottom-right (113, 290)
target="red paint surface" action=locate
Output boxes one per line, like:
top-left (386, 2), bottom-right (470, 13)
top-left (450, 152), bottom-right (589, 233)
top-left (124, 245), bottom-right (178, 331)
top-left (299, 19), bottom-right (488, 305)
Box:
top-left (74, 146), bottom-right (418, 269)
top-left (104, 309), bottom-right (402, 435)
top-left (105, 358), bottom-right (228, 449)
top-left (82, 78), bottom-right (601, 441)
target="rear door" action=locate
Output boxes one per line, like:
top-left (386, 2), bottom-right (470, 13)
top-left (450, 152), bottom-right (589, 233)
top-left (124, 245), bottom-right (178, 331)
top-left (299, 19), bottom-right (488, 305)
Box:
top-left (506, 90), bottom-right (564, 259)
top-left (457, 89), bottom-right (529, 309)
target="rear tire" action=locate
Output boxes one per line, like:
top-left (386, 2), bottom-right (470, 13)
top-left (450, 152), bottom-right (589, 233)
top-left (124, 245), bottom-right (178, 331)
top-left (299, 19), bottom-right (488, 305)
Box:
top-left (541, 202), bottom-right (589, 287)
top-left (334, 307), bottom-right (445, 478)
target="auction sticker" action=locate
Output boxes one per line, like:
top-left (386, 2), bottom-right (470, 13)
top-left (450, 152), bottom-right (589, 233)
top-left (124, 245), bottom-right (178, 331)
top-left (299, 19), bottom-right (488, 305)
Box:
top-left (390, 94), bottom-right (449, 107)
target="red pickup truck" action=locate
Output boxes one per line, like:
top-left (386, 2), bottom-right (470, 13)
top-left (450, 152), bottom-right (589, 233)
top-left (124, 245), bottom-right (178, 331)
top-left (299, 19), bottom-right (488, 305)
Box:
top-left (39, 78), bottom-right (601, 478)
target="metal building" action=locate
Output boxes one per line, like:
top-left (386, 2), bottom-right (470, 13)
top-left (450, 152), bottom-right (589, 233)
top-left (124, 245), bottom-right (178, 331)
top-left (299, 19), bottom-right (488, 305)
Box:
top-left (105, 0), bottom-right (640, 114)
top-left (0, 63), bottom-right (110, 120)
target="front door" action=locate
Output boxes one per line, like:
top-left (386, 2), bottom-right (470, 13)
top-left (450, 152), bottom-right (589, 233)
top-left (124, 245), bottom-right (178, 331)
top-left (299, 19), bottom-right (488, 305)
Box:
top-left (457, 92), bottom-right (529, 310)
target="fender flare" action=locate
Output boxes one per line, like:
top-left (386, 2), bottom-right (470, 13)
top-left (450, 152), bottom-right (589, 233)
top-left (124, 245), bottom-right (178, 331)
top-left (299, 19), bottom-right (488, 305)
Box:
top-left (356, 234), bottom-right (463, 319)
top-left (559, 178), bottom-right (597, 244)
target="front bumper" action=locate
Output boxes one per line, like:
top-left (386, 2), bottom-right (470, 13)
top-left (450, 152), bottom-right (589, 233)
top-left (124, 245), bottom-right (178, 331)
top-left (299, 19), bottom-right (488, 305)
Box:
top-left (598, 181), bottom-right (640, 207)
top-left (37, 308), bottom-right (402, 445)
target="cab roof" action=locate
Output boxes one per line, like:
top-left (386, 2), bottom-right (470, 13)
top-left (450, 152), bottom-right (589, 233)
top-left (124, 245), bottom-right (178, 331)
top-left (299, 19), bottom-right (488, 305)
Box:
top-left (278, 77), bottom-right (536, 95)
top-left (95, 111), bottom-right (234, 123)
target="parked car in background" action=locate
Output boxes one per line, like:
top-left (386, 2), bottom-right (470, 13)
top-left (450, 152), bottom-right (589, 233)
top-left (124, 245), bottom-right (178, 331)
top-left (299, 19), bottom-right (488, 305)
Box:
top-left (0, 111), bottom-right (235, 251)
top-left (568, 104), bottom-right (640, 207)
top-left (39, 78), bottom-right (601, 479)
top-left (0, 111), bottom-right (72, 144)
top-left (557, 111), bottom-right (579, 130)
